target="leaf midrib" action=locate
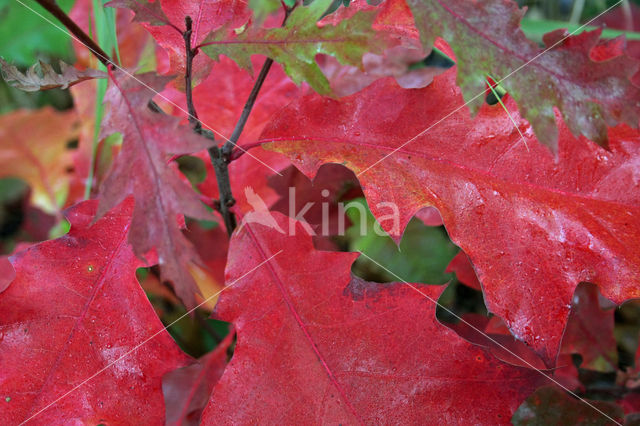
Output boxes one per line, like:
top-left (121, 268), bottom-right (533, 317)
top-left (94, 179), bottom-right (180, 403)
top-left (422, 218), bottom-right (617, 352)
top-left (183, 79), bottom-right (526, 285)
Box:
top-left (24, 223), bottom-right (131, 420)
top-left (243, 223), bottom-right (364, 424)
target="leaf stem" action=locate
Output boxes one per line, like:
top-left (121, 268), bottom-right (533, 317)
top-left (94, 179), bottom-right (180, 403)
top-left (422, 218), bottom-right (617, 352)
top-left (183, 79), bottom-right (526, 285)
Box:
top-left (34, 0), bottom-right (114, 68)
top-left (194, 4), bottom-right (293, 235)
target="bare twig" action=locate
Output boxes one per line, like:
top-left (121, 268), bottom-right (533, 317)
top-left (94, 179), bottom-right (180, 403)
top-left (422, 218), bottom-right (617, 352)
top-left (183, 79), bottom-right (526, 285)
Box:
top-left (183, 16), bottom-right (202, 133)
top-left (222, 58), bottom-right (274, 157)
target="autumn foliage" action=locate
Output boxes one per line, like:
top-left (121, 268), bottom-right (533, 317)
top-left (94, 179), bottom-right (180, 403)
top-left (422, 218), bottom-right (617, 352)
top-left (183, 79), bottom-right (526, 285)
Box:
top-left (1, 0), bottom-right (640, 424)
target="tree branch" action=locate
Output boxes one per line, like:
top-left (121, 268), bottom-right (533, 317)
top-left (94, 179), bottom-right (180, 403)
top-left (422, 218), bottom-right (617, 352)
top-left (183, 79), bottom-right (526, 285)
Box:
top-left (35, 0), bottom-right (114, 68)
top-left (208, 146), bottom-right (237, 234)
top-left (203, 5), bottom-right (295, 235)
top-left (221, 57), bottom-right (274, 157)
top-left (222, 5), bottom-right (295, 159)
top-left (180, 16), bottom-right (236, 235)
top-left (206, 57), bottom-right (274, 236)
top-left (183, 16), bottom-right (202, 133)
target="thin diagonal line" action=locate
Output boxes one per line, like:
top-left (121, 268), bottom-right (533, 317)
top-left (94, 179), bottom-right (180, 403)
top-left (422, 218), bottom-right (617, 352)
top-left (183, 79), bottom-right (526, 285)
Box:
top-left (12, 0), bottom-right (283, 176)
top-left (19, 250), bottom-right (283, 425)
top-left (357, 0), bottom-right (623, 176)
top-left (357, 251), bottom-right (622, 425)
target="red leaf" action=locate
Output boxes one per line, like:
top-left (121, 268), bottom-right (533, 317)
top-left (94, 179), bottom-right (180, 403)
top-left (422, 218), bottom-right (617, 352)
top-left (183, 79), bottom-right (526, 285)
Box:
top-left (0, 199), bottom-right (189, 424)
top-left (98, 71), bottom-right (214, 307)
top-left (202, 213), bottom-right (544, 423)
top-left (561, 283), bottom-right (617, 372)
top-left (446, 251), bottom-right (481, 291)
top-left (512, 386), bottom-right (623, 425)
top-left (0, 256), bottom-right (15, 293)
top-left (261, 67), bottom-right (640, 365)
top-left (108, 0), bottom-right (250, 77)
top-left (162, 328), bottom-right (234, 426)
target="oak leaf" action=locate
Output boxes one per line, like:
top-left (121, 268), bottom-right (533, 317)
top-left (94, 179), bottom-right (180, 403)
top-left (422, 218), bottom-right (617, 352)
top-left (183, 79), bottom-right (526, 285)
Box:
top-left (200, 0), bottom-right (387, 94)
top-left (261, 67), bottom-right (640, 365)
top-left (0, 200), bottom-right (189, 424)
top-left (406, 0), bottom-right (640, 150)
top-left (0, 58), bottom-right (105, 92)
top-left (202, 213), bottom-right (544, 423)
top-left (97, 71), bottom-right (214, 307)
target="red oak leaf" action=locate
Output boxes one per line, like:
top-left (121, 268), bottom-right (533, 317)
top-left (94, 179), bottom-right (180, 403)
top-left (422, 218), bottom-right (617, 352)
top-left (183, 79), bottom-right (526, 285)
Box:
top-left (201, 213), bottom-right (544, 424)
top-left (406, 0), bottom-right (640, 151)
top-left (98, 71), bottom-right (214, 308)
top-left (560, 283), bottom-right (618, 372)
top-left (0, 199), bottom-right (189, 424)
top-left (512, 386), bottom-right (623, 425)
top-left (107, 0), bottom-right (250, 78)
top-left (162, 328), bottom-right (234, 426)
top-left (260, 67), bottom-right (640, 366)
top-left (446, 251), bottom-right (481, 291)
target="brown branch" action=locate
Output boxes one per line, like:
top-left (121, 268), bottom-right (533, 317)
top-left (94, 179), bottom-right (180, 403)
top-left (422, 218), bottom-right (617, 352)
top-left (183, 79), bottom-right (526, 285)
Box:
top-left (183, 16), bottom-right (202, 133)
top-left (222, 57), bottom-right (274, 158)
top-left (222, 5), bottom-right (295, 159)
top-left (188, 3), bottom-right (294, 236)
top-left (204, 56), bottom-right (274, 236)
top-left (35, 0), bottom-right (114, 68)
top-left (204, 4), bottom-right (296, 235)
top-left (180, 16), bottom-right (236, 235)
top-left (208, 146), bottom-right (237, 234)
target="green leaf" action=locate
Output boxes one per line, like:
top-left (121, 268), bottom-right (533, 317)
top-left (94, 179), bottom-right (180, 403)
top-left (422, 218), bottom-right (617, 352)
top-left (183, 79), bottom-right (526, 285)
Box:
top-left (200, 0), bottom-right (384, 94)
